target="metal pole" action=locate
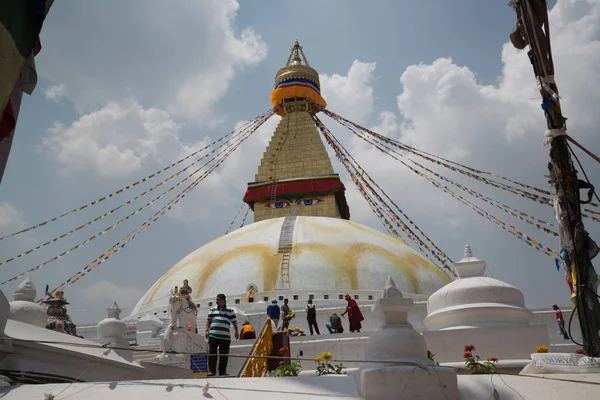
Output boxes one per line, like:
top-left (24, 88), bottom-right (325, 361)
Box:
top-left (510, 0), bottom-right (600, 356)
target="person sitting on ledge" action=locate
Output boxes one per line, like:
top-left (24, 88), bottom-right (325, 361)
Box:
top-left (240, 321), bottom-right (256, 339)
top-left (326, 313), bottom-right (343, 334)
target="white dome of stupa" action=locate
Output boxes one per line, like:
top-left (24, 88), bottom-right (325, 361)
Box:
top-left (424, 244), bottom-right (532, 330)
top-left (130, 216), bottom-right (452, 317)
top-left (9, 277), bottom-right (47, 328)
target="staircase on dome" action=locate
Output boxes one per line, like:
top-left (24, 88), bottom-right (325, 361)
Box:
top-left (243, 40), bottom-right (350, 223)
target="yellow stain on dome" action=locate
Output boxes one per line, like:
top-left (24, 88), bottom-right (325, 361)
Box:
top-left (143, 244), bottom-right (281, 308)
top-left (293, 243), bottom-right (360, 289)
top-left (141, 220), bottom-right (280, 308)
top-left (293, 242), bottom-right (432, 293)
top-left (303, 218), bottom-right (452, 283)
top-left (193, 244), bottom-right (281, 296)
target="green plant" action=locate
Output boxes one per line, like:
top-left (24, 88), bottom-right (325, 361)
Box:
top-left (314, 352), bottom-right (346, 376)
top-left (427, 350), bottom-right (439, 365)
top-left (270, 360), bottom-right (302, 377)
top-left (463, 345), bottom-right (498, 374)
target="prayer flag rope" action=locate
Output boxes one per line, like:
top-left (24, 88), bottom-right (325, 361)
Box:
top-left (314, 115), bottom-right (455, 276)
top-left (323, 126), bottom-right (454, 275)
top-left (0, 110), bottom-right (274, 242)
top-left (325, 110), bottom-right (600, 225)
top-left (349, 171), bottom-right (445, 270)
top-left (323, 107), bottom-right (600, 211)
top-left (40, 113), bottom-right (272, 297)
top-left (3, 113), bottom-right (272, 286)
top-left (225, 203), bottom-right (246, 234)
top-left (239, 206), bottom-right (251, 229)
top-left (324, 113), bottom-right (562, 263)
top-left (343, 122), bottom-right (561, 238)
top-left (0, 117), bottom-right (269, 267)
top-left (325, 109), bottom-right (556, 206)
top-left (322, 107), bottom-right (555, 197)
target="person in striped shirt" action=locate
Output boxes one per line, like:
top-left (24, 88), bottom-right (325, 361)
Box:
top-left (205, 293), bottom-right (238, 376)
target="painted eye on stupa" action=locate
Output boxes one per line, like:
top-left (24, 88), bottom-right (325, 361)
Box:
top-left (299, 198), bottom-right (320, 206)
top-left (268, 201), bottom-right (289, 209)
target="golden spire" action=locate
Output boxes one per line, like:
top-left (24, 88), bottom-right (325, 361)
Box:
top-left (243, 42), bottom-right (349, 222)
top-left (286, 40), bottom-right (309, 66)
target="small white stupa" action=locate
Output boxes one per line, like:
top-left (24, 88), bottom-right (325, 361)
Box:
top-left (423, 245), bottom-right (549, 363)
top-left (355, 277), bottom-right (459, 400)
top-left (97, 302), bottom-right (133, 361)
top-left (8, 277), bottom-right (46, 328)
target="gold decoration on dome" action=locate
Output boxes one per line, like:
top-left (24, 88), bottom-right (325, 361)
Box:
top-left (239, 318), bottom-right (274, 377)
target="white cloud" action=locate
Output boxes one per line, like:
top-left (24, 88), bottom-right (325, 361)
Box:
top-left (320, 60), bottom-right (377, 124)
top-left (394, 0), bottom-right (600, 178)
top-left (303, 0), bottom-right (600, 247)
top-left (44, 83), bottom-right (66, 100)
top-left (165, 115), bottom-right (281, 222)
top-left (79, 280), bottom-right (145, 311)
top-left (0, 202), bottom-right (25, 233)
top-left (38, 0), bottom-right (267, 123)
top-left (42, 101), bottom-right (185, 178)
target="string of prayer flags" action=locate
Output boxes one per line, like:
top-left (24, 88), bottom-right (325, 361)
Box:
top-left (0, 119), bottom-right (268, 267)
top-left (225, 203), bottom-right (246, 234)
top-left (314, 115), bottom-right (455, 276)
top-left (0, 110), bottom-right (274, 242)
top-left (3, 113), bottom-right (273, 287)
top-left (327, 113), bottom-right (562, 264)
top-left (40, 113), bottom-right (273, 296)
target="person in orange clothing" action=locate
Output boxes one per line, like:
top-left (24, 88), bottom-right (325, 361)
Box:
top-left (240, 321), bottom-right (256, 339)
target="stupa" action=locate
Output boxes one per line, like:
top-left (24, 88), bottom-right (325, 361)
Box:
top-left (128, 41), bottom-right (452, 322)
top-left (423, 244), bottom-right (549, 363)
top-left (8, 277), bottom-right (46, 328)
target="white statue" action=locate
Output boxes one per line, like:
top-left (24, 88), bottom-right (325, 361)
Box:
top-left (158, 287), bottom-right (204, 362)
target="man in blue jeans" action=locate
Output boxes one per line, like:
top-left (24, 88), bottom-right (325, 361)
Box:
top-left (267, 299), bottom-right (280, 328)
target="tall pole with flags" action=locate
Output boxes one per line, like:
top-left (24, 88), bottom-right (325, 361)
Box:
top-left (509, 0), bottom-right (600, 356)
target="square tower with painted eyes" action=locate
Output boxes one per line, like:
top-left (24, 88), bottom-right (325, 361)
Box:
top-left (243, 41), bottom-right (350, 222)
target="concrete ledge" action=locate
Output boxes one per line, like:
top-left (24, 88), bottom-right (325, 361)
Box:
top-left (423, 324), bottom-right (549, 363)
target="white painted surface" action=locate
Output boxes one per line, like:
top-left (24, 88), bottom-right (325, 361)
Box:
top-left (8, 300), bottom-right (46, 328)
top-left (2, 374), bottom-right (599, 400)
top-left (423, 324), bottom-right (549, 363)
top-left (0, 318), bottom-right (144, 382)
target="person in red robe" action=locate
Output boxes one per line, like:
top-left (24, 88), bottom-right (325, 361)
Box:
top-left (341, 294), bottom-right (364, 332)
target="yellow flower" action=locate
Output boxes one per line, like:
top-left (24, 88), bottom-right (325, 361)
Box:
top-left (313, 356), bottom-right (323, 363)
top-left (321, 352), bottom-right (333, 361)
top-left (536, 345), bottom-right (548, 353)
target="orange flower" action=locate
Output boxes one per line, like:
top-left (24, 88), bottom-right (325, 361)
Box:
top-left (463, 352), bottom-right (472, 359)
top-left (487, 357), bottom-right (499, 363)
top-left (464, 345), bottom-right (475, 352)
top-left (279, 347), bottom-right (289, 355)
top-left (279, 361), bottom-right (285, 365)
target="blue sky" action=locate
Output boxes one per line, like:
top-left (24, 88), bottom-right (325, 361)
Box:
top-left (0, 0), bottom-right (598, 324)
